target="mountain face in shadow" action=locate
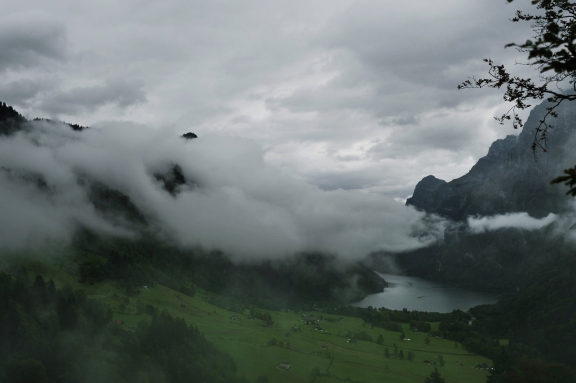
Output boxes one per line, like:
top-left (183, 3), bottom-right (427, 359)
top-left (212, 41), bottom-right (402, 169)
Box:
top-left (407, 100), bottom-right (576, 220)
top-left (392, 100), bottom-right (576, 291)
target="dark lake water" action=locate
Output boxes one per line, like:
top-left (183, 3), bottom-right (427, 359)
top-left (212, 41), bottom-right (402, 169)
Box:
top-left (353, 273), bottom-right (502, 313)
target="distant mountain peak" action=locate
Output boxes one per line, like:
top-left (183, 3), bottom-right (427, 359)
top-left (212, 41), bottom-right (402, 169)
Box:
top-left (405, 176), bottom-right (447, 211)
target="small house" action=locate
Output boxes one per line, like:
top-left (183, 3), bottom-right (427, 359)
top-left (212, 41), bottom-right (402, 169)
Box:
top-left (423, 359), bottom-right (431, 365)
top-left (277, 362), bottom-right (292, 371)
top-left (302, 314), bottom-right (317, 325)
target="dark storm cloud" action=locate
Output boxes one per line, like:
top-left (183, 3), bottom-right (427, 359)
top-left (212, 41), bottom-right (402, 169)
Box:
top-left (37, 78), bottom-right (147, 116)
top-left (0, 12), bottom-right (67, 72)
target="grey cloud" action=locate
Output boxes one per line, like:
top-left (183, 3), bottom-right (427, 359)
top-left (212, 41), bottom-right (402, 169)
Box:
top-left (389, 115), bottom-right (419, 126)
top-left (333, 153), bottom-right (362, 162)
top-left (272, 0), bottom-right (534, 127)
top-left (318, 1), bottom-right (529, 85)
top-left (308, 171), bottom-right (382, 192)
top-left (0, 0), bottom-right (541, 202)
top-left (0, 78), bottom-right (58, 108)
top-left (387, 117), bottom-right (478, 153)
top-left (0, 12), bottom-right (67, 72)
top-left (37, 78), bottom-right (147, 116)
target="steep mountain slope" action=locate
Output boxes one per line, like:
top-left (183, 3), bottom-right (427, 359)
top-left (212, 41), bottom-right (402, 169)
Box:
top-left (393, 100), bottom-right (576, 291)
top-left (407, 100), bottom-right (576, 220)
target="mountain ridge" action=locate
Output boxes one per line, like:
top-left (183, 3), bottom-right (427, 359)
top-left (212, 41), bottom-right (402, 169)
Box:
top-left (390, 99), bottom-right (576, 291)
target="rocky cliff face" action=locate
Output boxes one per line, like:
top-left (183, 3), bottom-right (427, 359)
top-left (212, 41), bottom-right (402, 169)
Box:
top-left (393, 99), bottom-right (576, 291)
top-left (407, 101), bottom-right (576, 221)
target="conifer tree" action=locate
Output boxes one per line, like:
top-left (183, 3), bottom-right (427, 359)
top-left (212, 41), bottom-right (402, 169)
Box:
top-left (424, 368), bottom-right (445, 383)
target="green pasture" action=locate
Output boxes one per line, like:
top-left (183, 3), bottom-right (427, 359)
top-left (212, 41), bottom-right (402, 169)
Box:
top-left (103, 284), bottom-right (493, 383)
top-left (9, 254), bottom-right (494, 383)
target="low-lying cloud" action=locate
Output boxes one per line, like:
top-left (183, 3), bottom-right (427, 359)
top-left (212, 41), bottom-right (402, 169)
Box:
top-left (467, 212), bottom-right (557, 234)
top-left (0, 120), bottom-right (444, 260)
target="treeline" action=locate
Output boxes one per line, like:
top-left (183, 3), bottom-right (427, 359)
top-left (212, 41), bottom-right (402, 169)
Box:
top-left (324, 305), bottom-right (469, 333)
top-left (0, 270), bottom-right (247, 383)
top-left (324, 304), bottom-right (508, 361)
top-left (74, 231), bottom-right (385, 307)
top-left (437, 318), bottom-right (502, 360)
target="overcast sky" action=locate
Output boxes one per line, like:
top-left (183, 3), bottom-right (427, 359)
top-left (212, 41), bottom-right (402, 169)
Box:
top-left (1, 0), bottom-right (538, 200)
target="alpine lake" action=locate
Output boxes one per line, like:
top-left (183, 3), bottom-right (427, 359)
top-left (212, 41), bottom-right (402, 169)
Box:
top-left (354, 273), bottom-right (502, 313)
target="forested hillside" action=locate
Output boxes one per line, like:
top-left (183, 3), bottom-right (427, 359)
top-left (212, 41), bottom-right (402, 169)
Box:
top-left (470, 255), bottom-right (576, 368)
top-left (0, 271), bottom-right (246, 383)
top-left (74, 231), bottom-right (386, 307)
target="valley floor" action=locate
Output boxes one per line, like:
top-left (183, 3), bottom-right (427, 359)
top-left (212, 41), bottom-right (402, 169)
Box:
top-left (107, 284), bottom-right (492, 383)
top-left (7, 256), bottom-right (495, 383)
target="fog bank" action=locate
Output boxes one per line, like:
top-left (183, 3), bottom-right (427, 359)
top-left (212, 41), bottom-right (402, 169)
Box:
top-left (467, 212), bottom-right (557, 234)
top-left (0, 120), bottom-right (444, 260)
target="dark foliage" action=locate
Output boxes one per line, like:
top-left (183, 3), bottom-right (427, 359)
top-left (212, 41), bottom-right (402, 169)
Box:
top-left (0, 271), bottom-right (246, 383)
top-left (471, 256), bottom-right (576, 368)
top-left (424, 368), bottom-right (445, 383)
top-left (153, 164), bottom-right (191, 196)
top-left (0, 101), bottom-right (26, 135)
top-left (180, 132), bottom-right (198, 140)
top-left (325, 305), bottom-right (469, 334)
top-left (87, 183), bottom-right (148, 226)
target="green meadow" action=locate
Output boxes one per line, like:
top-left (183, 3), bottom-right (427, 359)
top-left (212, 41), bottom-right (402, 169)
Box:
top-left (100, 284), bottom-right (492, 382)
top-left (11, 256), bottom-right (494, 382)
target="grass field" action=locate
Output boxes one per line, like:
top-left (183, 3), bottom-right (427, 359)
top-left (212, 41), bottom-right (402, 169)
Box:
top-left (100, 284), bottom-right (492, 383)
top-left (12, 255), bottom-right (494, 383)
